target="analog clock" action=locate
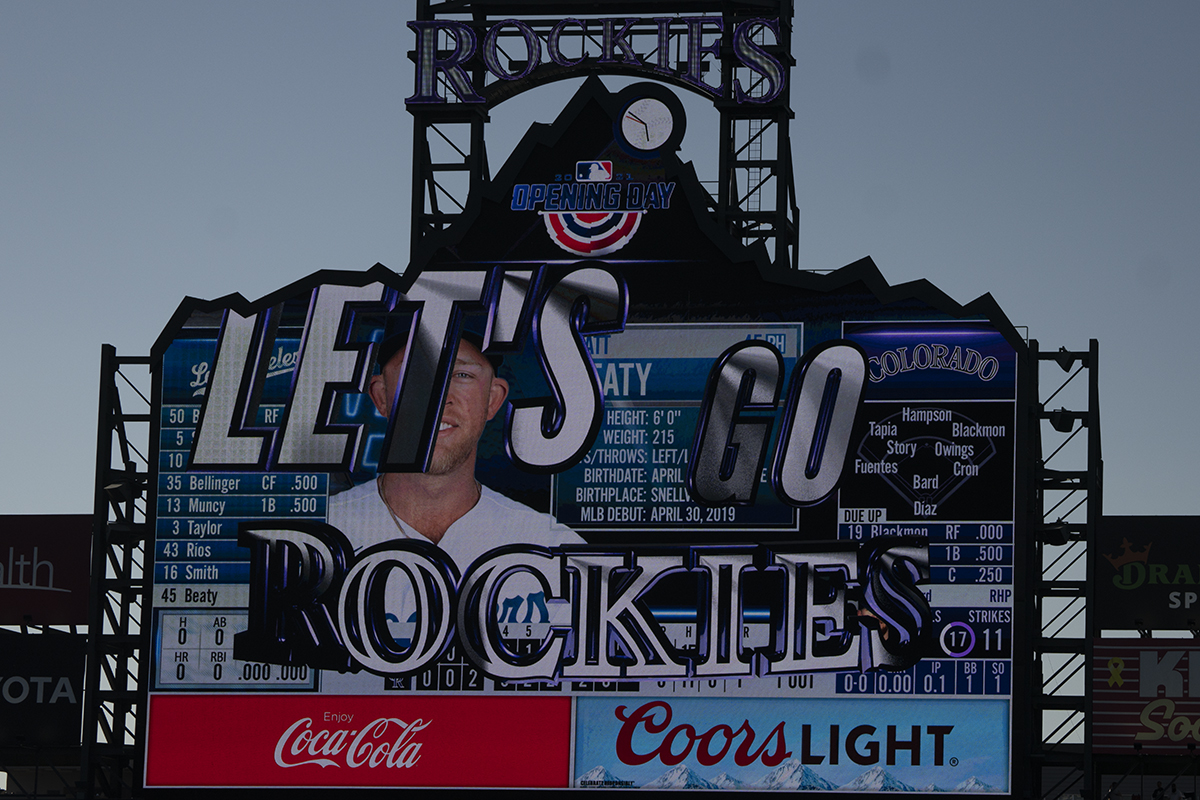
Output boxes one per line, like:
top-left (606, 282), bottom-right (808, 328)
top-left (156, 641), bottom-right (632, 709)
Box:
top-left (620, 97), bottom-right (674, 151)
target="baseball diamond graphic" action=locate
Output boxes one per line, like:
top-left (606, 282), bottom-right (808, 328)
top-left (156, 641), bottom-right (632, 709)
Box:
top-left (854, 409), bottom-right (999, 511)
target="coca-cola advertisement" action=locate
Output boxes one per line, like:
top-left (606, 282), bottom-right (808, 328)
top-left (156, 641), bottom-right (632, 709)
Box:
top-left (142, 76), bottom-right (1024, 792)
top-left (145, 694), bottom-right (570, 787)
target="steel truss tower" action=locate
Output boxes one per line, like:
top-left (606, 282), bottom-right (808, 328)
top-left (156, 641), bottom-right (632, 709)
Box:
top-left (82, 346), bottom-right (152, 798)
top-left (408, 0), bottom-right (800, 269)
top-left (1028, 340), bottom-right (1101, 800)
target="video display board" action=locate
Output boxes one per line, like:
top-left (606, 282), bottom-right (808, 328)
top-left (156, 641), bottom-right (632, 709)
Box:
top-left (142, 80), bottom-right (1024, 793)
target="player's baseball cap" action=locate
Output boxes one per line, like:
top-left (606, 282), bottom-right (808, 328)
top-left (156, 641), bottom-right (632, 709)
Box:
top-left (375, 328), bottom-right (503, 373)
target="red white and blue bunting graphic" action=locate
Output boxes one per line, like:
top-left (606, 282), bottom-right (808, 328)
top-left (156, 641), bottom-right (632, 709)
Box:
top-left (543, 210), bottom-right (642, 256)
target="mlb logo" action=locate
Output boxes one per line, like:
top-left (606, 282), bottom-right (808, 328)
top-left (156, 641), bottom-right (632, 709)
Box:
top-left (576, 161), bottom-right (612, 182)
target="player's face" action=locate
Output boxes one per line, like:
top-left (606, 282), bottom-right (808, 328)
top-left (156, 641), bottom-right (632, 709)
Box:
top-left (369, 338), bottom-right (509, 476)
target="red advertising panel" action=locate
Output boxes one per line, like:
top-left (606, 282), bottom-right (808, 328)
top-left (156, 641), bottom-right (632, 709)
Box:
top-left (0, 515), bottom-right (91, 625)
top-left (1093, 640), bottom-right (1200, 754)
top-left (141, 76), bottom-right (1025, 793)
top-left (145, 694), bottom-right (570, 788)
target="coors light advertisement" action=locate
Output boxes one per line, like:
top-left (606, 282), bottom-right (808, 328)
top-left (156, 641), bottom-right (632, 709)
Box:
top-left (142, 79), bottom-right (1024, 793)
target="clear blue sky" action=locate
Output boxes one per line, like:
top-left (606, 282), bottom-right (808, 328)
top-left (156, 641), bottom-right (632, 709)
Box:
top-left (3, 2), bottom-right (1197, 516)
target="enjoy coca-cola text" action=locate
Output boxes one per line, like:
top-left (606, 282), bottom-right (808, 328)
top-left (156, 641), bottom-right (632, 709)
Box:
top-left (273, 716), bottom-right (430, 770)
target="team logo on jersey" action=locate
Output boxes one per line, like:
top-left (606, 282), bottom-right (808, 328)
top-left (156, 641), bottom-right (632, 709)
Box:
top-left (510, 166), bottom-right (675, 258)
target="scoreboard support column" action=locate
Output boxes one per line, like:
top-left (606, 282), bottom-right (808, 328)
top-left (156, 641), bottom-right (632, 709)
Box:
top-left (84, 345), bottom-right (154, 798)
top-left (1028, 338), bottom-right (1102, 800)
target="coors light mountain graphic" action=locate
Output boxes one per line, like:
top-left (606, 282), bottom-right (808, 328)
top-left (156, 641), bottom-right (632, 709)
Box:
top-left (754, 760), bottom-right (836, 790)
top-left (711, 773), bottom-right (748, 790)
top-left (841, 766), bottom-right (916, 792)
top-left (579, 761), bottom-right (1000, 792)
top-left (577, 765), bottom-right (634, 788)
top-left (644, 765), bottom-right (716, 789)
top-left (954, 777), bottom-right (1000, 792)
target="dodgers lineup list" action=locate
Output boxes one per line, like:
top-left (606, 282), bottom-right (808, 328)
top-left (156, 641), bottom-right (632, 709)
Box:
top-left (151, 320), bottom-right (1015, 700)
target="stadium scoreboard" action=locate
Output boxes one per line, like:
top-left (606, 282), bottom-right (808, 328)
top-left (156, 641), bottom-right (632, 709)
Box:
top-left (141, 75), bottom-right (1026, 794)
